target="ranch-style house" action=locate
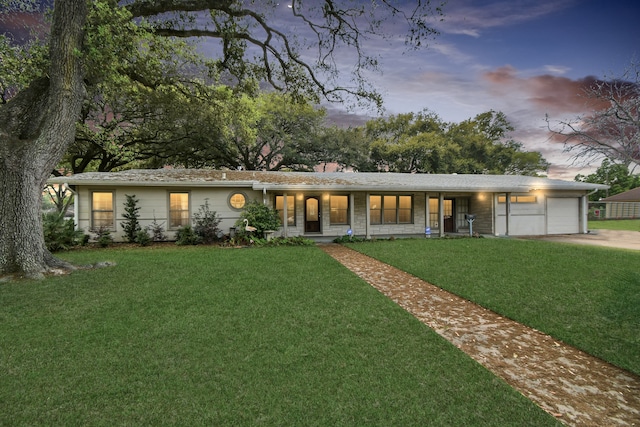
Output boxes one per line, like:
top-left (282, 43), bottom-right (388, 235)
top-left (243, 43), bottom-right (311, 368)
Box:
top-left (48, 169), bottom-right (609, 242)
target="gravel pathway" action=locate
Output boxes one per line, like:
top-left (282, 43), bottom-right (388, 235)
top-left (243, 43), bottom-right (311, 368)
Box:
top-left (319, 243), bottom-right (640, 427)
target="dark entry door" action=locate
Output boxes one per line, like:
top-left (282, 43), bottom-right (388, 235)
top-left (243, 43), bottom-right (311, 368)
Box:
top-left (305, 196), bottom-right (321, 233)
top-left (444, 199), bottom-right (455, 232)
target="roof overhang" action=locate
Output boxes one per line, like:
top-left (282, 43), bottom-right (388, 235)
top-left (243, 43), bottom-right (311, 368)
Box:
top-left (48, 169), bottom-right (610, 194)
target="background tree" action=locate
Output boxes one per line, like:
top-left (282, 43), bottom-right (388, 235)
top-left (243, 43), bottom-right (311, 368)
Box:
top-left (0, 0), bottom-right (443, 278)
top-left (352, 110), bottom-right (548, 175)
top-left (575, 159), bottom-right (640, 200)
top-left (315, 126), bottom-right (372, 171)
top-left (63, 3), bottom-right (247, 173)
top-left (448, 111), bottom-right (549, 175)
top-left (548, 62), bottom-right (640, 169)
top-left (218, 92), bottom-right (327, 171)
top-left (69, 81), bottom-right (250, 172)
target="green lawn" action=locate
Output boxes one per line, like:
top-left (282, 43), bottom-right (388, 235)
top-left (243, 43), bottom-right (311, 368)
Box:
top-left (589, 219), bottom-right (640, 231)
top-left (0, 246), bottom-right (558, 426)
top-left (347, 238), bottom-right (640, 376)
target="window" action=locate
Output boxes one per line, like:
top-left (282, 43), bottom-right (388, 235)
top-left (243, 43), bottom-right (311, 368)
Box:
top-left (229, 192), bottom-right (246, 209)
top-left (370, 195), bottom-right (382, 224)
top-left (498, 195), bottom-right (537, 203)
top-left (383, 195), bottom-right (397, 223)
top-left (91, 191), bottom-right (114, 229)
top-left (398, 195), bottom-right (412, 223)
top-left (429, 198), bottom-right (439, 228)
top-left (370, 195), bottom-right (413, 224)
top-left (330, 195), bottom-right (349, 225)
top-left (169, 192), bottom-right (190, 228)
top-left (428, 198), bottom-right (452, 228)
top-left (275, 195), bottom-right (295, 226)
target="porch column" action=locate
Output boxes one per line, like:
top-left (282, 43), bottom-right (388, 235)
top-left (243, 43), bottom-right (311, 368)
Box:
top-left (581, 195), bottom-right (588, 234)
top-left (349, 193), bottom-right (355, 235)
top-left (365, 192), bottom-right (371, 239)
top-left (425, 193), bottom-right (430, 232)
top-left (505, 192), bottom-right (511, 236)
top-left (283, 192), bottom-right (288, 237)
top-left (492, 193), bottom-right (497, 236)
top-left (438, 193), bottom-right (445, 237)
top-left (71, 186), bottom-right (79, 231)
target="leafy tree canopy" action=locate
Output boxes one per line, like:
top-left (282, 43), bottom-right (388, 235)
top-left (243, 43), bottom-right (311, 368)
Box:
top-left (349, 110), bottom-right (549, 175)
top-left (576, 159), bottom-right (640, 200)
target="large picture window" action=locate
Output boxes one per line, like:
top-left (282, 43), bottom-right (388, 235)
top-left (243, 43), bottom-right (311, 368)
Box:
top-left (91, 191), bottom-right (114, 229)
top-left (169, 192), bottom-right (190, 228)
top-left (370, 195), bottom-right (413, 224)
top-left (330, 195), bottom-right (349, 225)
top-left (275, 195), bottom-right (295, 226)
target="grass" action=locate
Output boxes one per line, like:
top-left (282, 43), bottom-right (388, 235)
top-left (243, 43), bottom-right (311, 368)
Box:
top-left (347, 238), bottom-right (640, 376)
top-left (0, 245), bottom-right (558, 426)
top-left (589, 219), bottom-right (640, 231)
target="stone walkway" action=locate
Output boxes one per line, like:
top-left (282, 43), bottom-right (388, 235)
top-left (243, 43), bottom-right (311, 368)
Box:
top-left (319, 244), bottom-right (640, 427)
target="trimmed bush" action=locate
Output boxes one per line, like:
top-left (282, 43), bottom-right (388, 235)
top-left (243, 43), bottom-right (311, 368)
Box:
top-left (193, 199), bottom-right (222, 244)
top-left (136, 229), bottom-right (152, 246)
top-left (235, 200), bottom-right (281, 237)
top-left (121, 194), bottom-right (142, 243)
top-left (42, 211), bottom-right (88, 252)
top-left (92, 227), bottom-right (114, 248)
top-left (149, 217), bottom-right (167, 242)
top-left (175, 225), bottom-right (200, 245)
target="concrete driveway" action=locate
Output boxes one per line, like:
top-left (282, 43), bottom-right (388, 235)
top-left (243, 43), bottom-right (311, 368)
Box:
top-left (521, 229), bottom-right (640, 251)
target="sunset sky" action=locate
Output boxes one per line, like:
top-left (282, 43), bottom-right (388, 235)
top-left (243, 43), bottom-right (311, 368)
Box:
top-left (343, 0), bottom-right (640, 179)
top-left (2, 1), bottom-right (639, 179)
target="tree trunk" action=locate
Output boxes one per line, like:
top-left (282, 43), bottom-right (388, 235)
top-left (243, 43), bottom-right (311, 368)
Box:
top-left (0, 0), bottom-right (87, 279)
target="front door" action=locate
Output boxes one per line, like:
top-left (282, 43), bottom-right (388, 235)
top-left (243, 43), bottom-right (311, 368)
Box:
top-left (444, 199), bottom-right (455, 232)
top-left (305, 196), bottom-right (321, 233)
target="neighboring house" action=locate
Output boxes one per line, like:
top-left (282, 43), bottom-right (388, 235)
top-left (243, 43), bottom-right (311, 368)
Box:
top-left (600, 187), bottom-right (640, 219)
top-left (48, 169), bottom-right (609, 242)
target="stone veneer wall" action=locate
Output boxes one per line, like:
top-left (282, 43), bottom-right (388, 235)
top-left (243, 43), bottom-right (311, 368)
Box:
top-left (469, 193), bottom-right (495, 235)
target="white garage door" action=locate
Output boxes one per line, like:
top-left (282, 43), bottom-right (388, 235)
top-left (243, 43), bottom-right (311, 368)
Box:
top-left (547, 198), bottom-right (579, 234)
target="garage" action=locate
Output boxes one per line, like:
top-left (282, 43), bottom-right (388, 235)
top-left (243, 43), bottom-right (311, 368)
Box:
top-left (547, 198), bottom-right (580, 234)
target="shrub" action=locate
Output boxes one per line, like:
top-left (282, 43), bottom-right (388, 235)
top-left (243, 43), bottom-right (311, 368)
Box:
top-left (235, 200), bottom-right (281, 237)
top-left (42, 211), bottom-right (88, 252)
top-left (149, 216), bottom-right (167, 242)
top-left (333, 235), bottom-right (366, 243)
top-left (92, 227), bottom-right (114, 248)
top-left (256, 236), bottom-right (315, 246)
top-left (136, 229), bottom-right (152, 246)
top-left (193, 199), bottom-right (222, 244)
top-left (175, 225), bottom-right (200, 245)
top-left (121, 194), bottom-right (142, 243)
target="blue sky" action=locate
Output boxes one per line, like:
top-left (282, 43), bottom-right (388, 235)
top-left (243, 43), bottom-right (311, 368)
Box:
top-left (355, 0), bottom-right (640, 178)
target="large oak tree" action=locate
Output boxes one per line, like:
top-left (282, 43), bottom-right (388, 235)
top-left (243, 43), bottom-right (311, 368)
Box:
top-left (0, 0), bottom-right (442, 278)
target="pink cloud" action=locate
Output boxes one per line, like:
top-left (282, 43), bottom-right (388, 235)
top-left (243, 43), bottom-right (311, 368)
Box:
top-left (483, 66), bottom-right (607, 115)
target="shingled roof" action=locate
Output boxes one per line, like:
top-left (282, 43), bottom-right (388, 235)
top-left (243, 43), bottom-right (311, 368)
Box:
top-left (601, 186), bottom-right (640, 202)
top-left (49, 169), bottom-right (609, 193)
